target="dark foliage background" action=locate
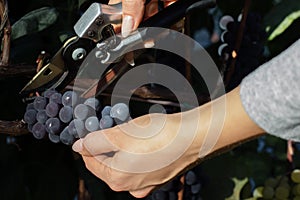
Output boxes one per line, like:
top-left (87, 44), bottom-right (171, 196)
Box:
top-left (1, 0), bottom-right (300, 199)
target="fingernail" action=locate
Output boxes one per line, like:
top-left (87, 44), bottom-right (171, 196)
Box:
top-left (122, 15), bottom-right (134, 38)
top-left (72, 139), bottom-right (83, 152)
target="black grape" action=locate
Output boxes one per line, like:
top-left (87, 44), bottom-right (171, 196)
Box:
top-left (101, 105), bottom-right (111, 117)
top-left (32, 122), bottom-right (46, 139)
top-left (24, 109), bottom-right (37, 124)
top-left (74, 103), bottom-right (93, 120)
top-left (218, 43), bottom-right (230, 57)
top-left (33, 96), bottom-right (47, 111)
top-left (49, 92), bottom-right (62, 104)
top-left (26, 102), bottom-right (34, 111)
top-left (219, 15), bottom-right (234, 30)
top-left (84, 97), bottom-right (100, 110)
top-left (68, 119), bottom-right (87, 138)
top-left (44, 89), bottom-right (57, 98)
top-left (48, 133), bottom-right (60, 143)
top-left (62, 91), bottom-right (78, 107)
top-left (110, 103), bottom-right (129, 121)
top-left (36, 110), bottom-right (48, 124)
top-left (85, 116), bottom-right (100, 132)
top-left (45, 102), bottom-right (60, 118)
top-left (191, 183), bottom-right (202, 194)
top-left (45, 117), bottom-right (61, 135)
top-left (226, 21), bottom-right (239, 33)
top-left (59, 106), bottom-right (73, 123)
top-left (185, 170), bottom-right (197, 186)
top-left (59, 126), bottom-right (75, 145)
top-left (99, 115), bottom-right (114, 129)
top-left (27, 124), bottom-right (33, 132)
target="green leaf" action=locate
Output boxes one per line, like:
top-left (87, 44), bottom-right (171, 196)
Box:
top-left (12, 7), bottom-right (59, 40)
top-left (225, 177), bottom-right (249, 200)
top-left (268, 10), bottom-right (300, 41)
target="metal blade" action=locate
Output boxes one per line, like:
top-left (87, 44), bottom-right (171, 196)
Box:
top-left (20, 37), bottom-right (78, 95)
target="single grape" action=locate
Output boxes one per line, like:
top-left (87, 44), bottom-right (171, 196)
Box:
top-left (27, 123), bottom-right (33, 132)
top-left (293, 184), bottom-right (300, 196)
top-left (275, 186), bottom-right (289, 199)
top-left (62, 91), bottom-right (78, 107)
top-left (101, 106), bottom-right (111, 117)
top-left (43, 89), bottom-right (57, 98)
top-left (264, 177), bottom-right (278, 188)
top-left (49, 92), bottom-right (62, 104)
top-left (191, 183), bottom-right (202, 194)
top-left (32, 122), bottom-right (46, 139)
top-left (262, 186), bottom-right (274, 199)
top-left (85, 116), bottom-right (100, 132)
top-left (36, 110), bottom-right (48, 124)
top-left (221, 31), bottom-right (234, 45)
top-left (291, 169), bottom-right (300, 183)
top-left (45, 118), bottom-right (61, 135)
top-left (110, 103), bottom-right (129, 121)
top-left (59, 126), bottom-right (75, 145)
top-left (48, 133), bottom-right (60, 143)
top-left (84, 97), bottom-right (100, 110)
top-left (68, 119), bottom-right (87, 138)
top-left (185, 170), bottom-right (197, 186)
top-left (226, 21), bottom-right (239, 33)
top-left (74, 104), bottom-right (93, 120)
top-left (252, 186), bottom-right (264, 198)
top-left (26, 102), bottom-right (34, 111)
top-left (99, 115), bottom-right (114, 129)
top-left (219, 15), bottom-right (234, 30)
top-left (33, 96), bottom-right (47, 111)
top-left (45, 102), bottom-right (60, 117)
top-left (59, 106), bottom-right (73, 123)
top-left (218, 43), bottom-right (230, 57)
top-left (24, 109), bottom-right (37, 124)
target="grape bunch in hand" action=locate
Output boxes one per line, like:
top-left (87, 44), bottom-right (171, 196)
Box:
top-left (23, 89), bottom-right (130, 145)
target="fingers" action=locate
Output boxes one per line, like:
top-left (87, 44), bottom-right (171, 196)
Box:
top-left (72, 129), bottom-right (118, 156)
top-left (122, 0), bottom-right (146, 37)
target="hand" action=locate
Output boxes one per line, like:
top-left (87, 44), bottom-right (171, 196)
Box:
top-left (109, 0), bottom-right (146, 37)
top-left (72, 112), bottom-right (203, 198)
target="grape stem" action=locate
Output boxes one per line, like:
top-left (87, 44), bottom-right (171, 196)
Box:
top-left (0, 0), bottom-right (10, 66)
top-left (224, 0), bottom-right (251, 86)
top-left (0, 120), bottom-right (30, 136)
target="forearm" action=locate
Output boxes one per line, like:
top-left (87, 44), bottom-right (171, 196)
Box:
top-left (184, 85), bottom-right (265, 160)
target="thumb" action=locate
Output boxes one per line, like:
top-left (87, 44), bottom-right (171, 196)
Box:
top-left (72, 130), bottom-right (118, 156)
top-left (122, 0), bottom-right (146, 37)
top-left (129, 186), bottom-right (155, 198)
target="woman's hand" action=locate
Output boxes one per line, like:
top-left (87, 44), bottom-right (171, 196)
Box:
top-left (72, 111), bottom-right (204, 198)
top-left (108, 0), bottom-right (146, 37)
top-left (72, 87), bottom-right (265, 198)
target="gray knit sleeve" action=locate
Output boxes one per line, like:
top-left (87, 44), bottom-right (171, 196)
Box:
top-left (240, 38), bottom-right (300, 141)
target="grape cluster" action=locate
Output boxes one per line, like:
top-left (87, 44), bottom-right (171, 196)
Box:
top-left (251, 169), bottom-right (300, 199)
top-left (218, 12), bottom-right (267, 90)
top-left (147, 170), bottom-right (203, 200)
top-left (183, 170), bottom-right (202, 200)
top-left (148, 177), bottom-right (182, 200)
top-left (23, 89), bottom-right (130, 145)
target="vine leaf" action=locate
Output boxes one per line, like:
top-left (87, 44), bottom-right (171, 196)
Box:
top-left (225, 177), bottom-right (249, 200)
